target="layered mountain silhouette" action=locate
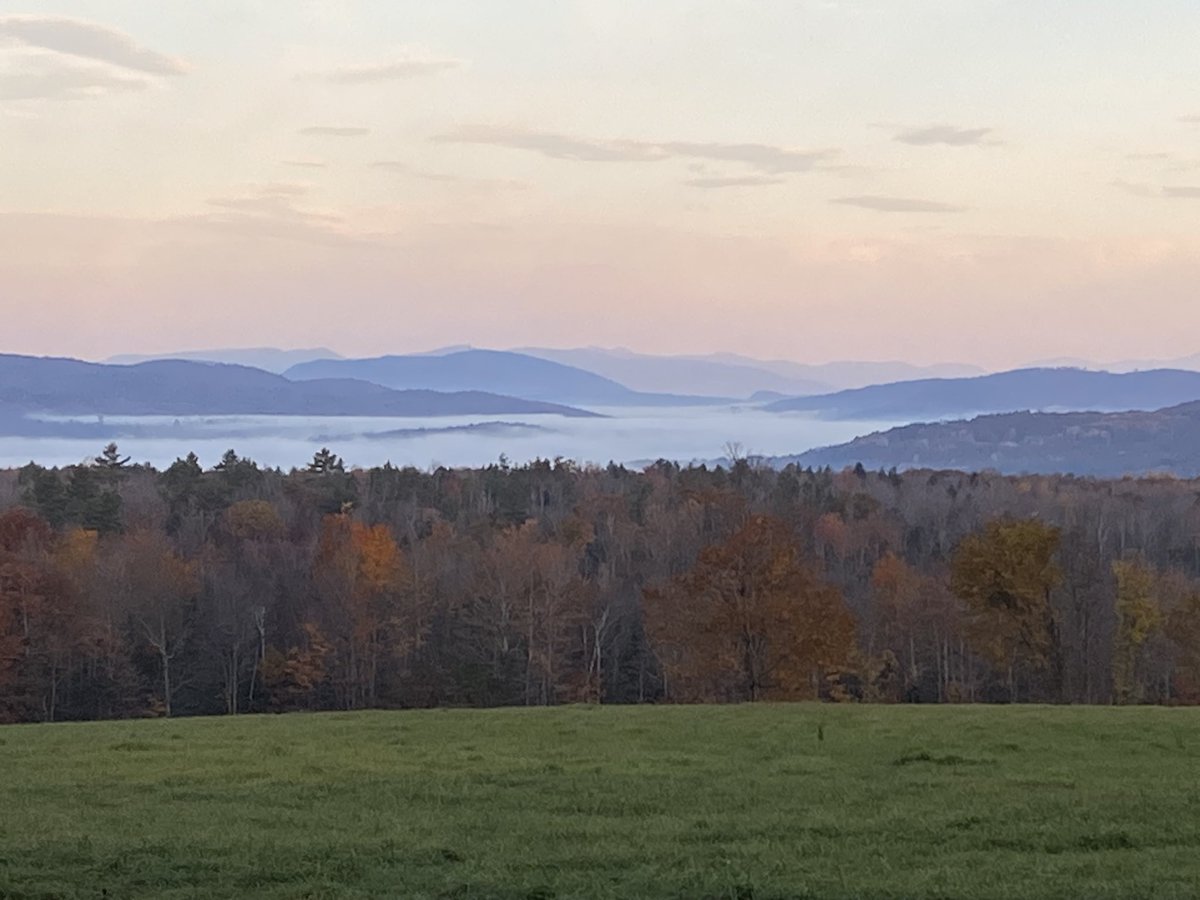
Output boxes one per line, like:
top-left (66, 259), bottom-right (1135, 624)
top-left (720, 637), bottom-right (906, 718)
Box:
top-left (1030, 352), bottom-right (1200, 373)
top-left (517, 346), bottom-right (986, 396)
top-left (672, 353), bottom-right (983, 392)
top-left (766, 368), bottom-right (1200, 420)
top-left (515, 346), bottom-right (831, 398)
top-left (285, 349), bottom-right (728, 406)
top-left (0, 354), bottom-right (594, 436)
top-left (109, 344), bottom-right (989, 399)
top-left (782, 401), bottom-right (1200, 477)
top-left (105, 347), bottom-right (341, 374)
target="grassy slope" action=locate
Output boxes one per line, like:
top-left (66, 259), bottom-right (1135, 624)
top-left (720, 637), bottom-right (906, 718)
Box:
top-left (2, 705), bottom-right (1199, 899)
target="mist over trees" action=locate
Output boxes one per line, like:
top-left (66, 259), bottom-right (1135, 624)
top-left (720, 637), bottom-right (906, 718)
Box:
top-left (4, 444), bottom-right (1200, 723)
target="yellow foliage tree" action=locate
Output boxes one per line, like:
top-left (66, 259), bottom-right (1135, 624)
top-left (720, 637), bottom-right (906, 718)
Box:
top-left (1111, 559), bottom-right (1162, 704)
top-left (951, 519), bottom-right (1062, 702)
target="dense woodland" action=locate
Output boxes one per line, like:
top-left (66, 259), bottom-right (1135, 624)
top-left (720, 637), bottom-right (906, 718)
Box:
top-left (3, 443), bottom-right (1200, 723)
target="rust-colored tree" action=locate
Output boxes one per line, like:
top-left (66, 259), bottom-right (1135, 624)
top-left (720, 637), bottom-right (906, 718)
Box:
top-left (869, 553), bottom-right (965, 701)
top-left (467, 521), bottom-right (591, 706)
top-left (644, 515), bottom-right (856, 702)
top-left (0, 508), bottom-right (83, 722)
top-left (1165, 584), bottom-right (1200, 702)
top-left (117, 530), bottom-right (199, 717)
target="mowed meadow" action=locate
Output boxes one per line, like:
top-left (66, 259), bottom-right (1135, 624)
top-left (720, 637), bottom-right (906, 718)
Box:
top-left (3, 705), bottom-right (1200, 899)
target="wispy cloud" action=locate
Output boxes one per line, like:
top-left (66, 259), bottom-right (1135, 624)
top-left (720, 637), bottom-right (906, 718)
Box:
top-left (662, 141), bottom-right (836, 173)
top-left (0, 15), bottom-right (187, 75)
top-left (281, 159), bottom-right (328, 169)
top-left (832, 195), bottom-right (967, 213)
top-left (312, 52), bottom-right (465, 84)
top-left (0, 14), bottom-right (186, 101)
top-left (1112, 179), bottom-right (1157, 198)
top-left (893, 124), bottom-right (995, 146)
top-left (1114, 180), bottom-right (1200, 199)
top-left (300, 126), bottom-right (370, 137)
top-left (1180, 114), bottom-right (1200, 123)
top-left (683, 175), bottom-right (786, 188)
top-left (371, 160), bottom-right (527, 191)
top-left (437, 125), bottom-right (666, 162)
top-left (1122, 151), bottom-right (1200, 174)
top-left (0, 52), bottom-right (150, 100)
top-left (434, 125), bottom-right (839, 174)
top-left (194, 183), bottom-right (364, 246)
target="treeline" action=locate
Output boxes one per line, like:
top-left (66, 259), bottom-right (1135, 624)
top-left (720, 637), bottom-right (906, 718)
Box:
top-left (3, 445), bottom-right (1200, 722)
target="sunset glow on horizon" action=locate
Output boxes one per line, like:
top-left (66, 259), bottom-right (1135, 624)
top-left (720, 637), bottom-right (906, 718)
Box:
top-left (2, 0), bottom-right (1199, 368)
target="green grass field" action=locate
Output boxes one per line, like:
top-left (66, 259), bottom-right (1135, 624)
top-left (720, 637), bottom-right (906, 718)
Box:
top-left (2, 705), bottom-right (1199, 899)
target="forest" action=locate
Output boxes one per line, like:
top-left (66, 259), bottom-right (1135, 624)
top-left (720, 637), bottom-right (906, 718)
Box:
top-left (2, 443), bottom-right (1200, 723)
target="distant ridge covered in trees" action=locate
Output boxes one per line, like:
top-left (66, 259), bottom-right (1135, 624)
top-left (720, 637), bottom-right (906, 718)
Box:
top-left (4, 444), bottom-right (1200, 723)
top-left (787, 401), bottom-right (1200, 477)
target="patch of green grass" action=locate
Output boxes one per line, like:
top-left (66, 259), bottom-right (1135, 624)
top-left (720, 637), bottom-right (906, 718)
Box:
top-left (2, 705), bottom-right (1200, 898)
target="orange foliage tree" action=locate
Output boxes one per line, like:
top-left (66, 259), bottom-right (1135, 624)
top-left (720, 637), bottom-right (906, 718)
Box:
top-left (314, 514), bottom-right (417, 708)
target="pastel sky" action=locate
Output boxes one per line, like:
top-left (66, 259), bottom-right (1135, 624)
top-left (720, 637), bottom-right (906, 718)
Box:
top-left (2, 0), bottom-right (1199, 367)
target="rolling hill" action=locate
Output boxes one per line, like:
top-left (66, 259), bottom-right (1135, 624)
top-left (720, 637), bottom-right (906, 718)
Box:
top-left (105, 346), bottom-right (342, 374)
top-left (766, 367), bottom-right (1200, 420)
top-left (285, 349), bottom-right (727, 407)
top-left (692, 353), bottom-right (985, 391)
top-left (781, 401), bottom-right (1200, 477)
top-left (0, 354), bottom-right (595, 434)
top-left (516, 346), bottom-right (989, 395)
top-left (515, 346), bottom-right (832, 398)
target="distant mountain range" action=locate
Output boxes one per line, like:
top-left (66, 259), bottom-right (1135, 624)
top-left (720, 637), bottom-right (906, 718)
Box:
top-left (101, 344), bottom-right (988, 399)
top-left (517, 346), bottom-right (985, 395)
top-left (689, 353), bottom-right (985, 391)
top-left (284, 350), bottom-right (728, 407)
top-left (0, 354), bottom-right (594, 437)
top-left (765, 368), bottom-right (1200, 420)
top-left (782, 401), bottom-right (1200, 478)
top-left (515, 346), bottom-right (832, 397)
top-left (1030, 352), bottom-right (1200, 374)
top-left (105, 347), bottom-right (342, 374)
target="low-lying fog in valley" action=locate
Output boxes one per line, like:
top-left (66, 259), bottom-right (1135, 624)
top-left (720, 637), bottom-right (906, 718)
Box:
top-left (5, 406), bottom-right (897, 471)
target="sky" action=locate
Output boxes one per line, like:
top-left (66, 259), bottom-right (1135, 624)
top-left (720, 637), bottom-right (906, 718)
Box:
top-left (1, 0), bottom-right (1199, 368)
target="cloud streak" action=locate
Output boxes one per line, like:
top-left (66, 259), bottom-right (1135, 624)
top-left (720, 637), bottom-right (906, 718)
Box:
top-left (893, 125), bottom-right (995, 146)
top-left (663, 141), bottom-right (836, 173)
top-left (832, 195), bottom-right (967, 213)
top-left (435, 125), bottom-right (838, 174)
top-left (300, 126), bottom-right (370, 137)
top-left (1114, 180), bottom-right (1200, 199)
top-left (371, 160), bottom-right (527, 191)
top-left (0, 15), bottom-right (186, 75)
top-left (684, 175), bottom-right (786, 188)
top-left (193, 183), bottom-right (366, 247)
top-left (314, 54), bottom-right (465, 84)
top-left (437, 125), bottom-right (665, 162)
top-left (0, 53), bottom-right (150, 100)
